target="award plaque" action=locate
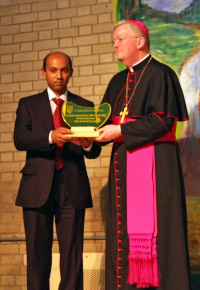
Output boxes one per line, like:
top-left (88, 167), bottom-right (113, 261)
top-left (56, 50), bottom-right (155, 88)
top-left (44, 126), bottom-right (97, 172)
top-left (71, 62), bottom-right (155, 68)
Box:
top-left (62, 101), bottom-right (111, 137)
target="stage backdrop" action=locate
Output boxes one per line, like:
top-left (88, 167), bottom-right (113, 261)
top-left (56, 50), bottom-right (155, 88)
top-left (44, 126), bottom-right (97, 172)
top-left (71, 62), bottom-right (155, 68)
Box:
top-left (114, 0), bottom-right (200, 275)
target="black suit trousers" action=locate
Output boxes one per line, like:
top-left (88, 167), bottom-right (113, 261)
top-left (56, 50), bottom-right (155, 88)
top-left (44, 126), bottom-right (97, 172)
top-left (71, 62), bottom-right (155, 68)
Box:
top-left (23, 169), bottom-right (85, 290)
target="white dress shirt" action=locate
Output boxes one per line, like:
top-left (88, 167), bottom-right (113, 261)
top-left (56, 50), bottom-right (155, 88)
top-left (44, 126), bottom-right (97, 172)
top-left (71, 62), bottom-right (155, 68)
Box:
top-left (48, 87), bottom-right (68, 144)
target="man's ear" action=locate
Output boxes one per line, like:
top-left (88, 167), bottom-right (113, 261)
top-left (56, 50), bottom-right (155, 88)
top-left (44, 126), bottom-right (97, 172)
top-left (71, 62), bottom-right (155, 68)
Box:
top-left (70, 68), bottom-right (74, 78)
top-left (137, 37), bottom-right (146, 49)
top-left (41, 68), bottom-right (46, 78)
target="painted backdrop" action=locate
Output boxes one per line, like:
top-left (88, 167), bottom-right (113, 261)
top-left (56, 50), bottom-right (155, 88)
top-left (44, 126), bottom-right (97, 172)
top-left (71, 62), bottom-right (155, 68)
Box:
top-left (113, 0), bottom-right (200, 276)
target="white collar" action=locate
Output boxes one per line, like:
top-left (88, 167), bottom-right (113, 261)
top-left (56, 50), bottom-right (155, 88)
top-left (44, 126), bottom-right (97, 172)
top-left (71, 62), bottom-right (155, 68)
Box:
top-left (129, 54), bottom-right (150, 72)
top-left (47, 87), bottom-right (68, 102)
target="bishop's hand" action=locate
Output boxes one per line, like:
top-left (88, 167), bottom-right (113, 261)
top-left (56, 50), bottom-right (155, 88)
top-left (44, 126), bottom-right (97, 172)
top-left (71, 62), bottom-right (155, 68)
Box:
top-left (95, 124), bottom-right (122, 142)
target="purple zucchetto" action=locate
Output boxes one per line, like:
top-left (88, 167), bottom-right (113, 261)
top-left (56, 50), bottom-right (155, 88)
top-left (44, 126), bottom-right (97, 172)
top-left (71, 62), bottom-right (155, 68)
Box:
top-left (128, 19), bottom-right (149, 38)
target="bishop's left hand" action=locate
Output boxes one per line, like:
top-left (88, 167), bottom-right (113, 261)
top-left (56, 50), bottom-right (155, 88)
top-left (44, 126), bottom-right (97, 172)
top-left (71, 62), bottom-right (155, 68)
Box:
top-left (95, 125), bottom-right (122, 142)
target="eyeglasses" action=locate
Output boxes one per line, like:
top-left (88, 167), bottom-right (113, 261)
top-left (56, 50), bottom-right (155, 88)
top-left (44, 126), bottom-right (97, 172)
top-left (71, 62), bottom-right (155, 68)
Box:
top-left (111, 36), bottom-right (139, 46)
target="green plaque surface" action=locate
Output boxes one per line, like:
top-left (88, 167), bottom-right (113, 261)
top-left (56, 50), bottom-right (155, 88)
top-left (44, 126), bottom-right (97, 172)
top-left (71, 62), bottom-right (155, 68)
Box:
top-left (62, 101), bottom-right (111, 137)
top-left (62, 101), bottom-right (111, 128)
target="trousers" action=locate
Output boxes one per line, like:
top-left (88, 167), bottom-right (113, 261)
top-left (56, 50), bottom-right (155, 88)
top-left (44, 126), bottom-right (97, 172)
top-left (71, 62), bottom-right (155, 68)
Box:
top-left (23, 169), bottom-right (85, 290)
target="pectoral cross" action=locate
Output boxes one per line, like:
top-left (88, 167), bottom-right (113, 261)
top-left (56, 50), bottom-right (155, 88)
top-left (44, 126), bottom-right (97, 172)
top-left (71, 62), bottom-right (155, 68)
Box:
top-left (120, 106), bottom-right (128, 124)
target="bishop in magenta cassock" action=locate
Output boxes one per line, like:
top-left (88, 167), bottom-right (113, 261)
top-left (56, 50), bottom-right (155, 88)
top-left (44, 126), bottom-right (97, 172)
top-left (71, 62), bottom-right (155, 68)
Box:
top-left (96, 19), bottom-right (192, 290)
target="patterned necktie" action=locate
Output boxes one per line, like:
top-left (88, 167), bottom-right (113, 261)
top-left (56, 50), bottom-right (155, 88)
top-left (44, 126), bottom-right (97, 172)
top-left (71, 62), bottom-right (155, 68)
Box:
top-left (52, 98), bottom-right (65, 170)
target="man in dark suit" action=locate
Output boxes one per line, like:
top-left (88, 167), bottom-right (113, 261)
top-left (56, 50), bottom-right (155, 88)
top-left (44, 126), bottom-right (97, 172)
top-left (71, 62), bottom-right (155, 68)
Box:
top-left (14, 51), bottom-right (101, 290)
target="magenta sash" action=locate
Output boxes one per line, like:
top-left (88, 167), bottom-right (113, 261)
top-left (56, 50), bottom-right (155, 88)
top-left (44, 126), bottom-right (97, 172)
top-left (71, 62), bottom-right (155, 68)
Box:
top-left (113, 116), bottom-right (165, 288)
top-left (127, 143), bottom-right (160, 288)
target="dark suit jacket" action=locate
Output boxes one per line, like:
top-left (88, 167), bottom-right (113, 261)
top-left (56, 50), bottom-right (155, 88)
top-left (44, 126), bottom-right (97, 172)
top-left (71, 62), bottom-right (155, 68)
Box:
top-left (14, 89), bottom-right (101, 209)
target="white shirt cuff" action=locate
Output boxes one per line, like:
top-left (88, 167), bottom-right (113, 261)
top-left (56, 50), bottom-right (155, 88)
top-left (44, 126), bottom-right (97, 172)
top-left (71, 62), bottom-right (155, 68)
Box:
top-left (49, 130), bottom-right (54, 144)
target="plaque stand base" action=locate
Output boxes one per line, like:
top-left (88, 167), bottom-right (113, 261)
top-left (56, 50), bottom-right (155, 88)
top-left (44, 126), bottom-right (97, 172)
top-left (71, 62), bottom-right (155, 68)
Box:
top-left (66, 127), bottom-right (100, 138)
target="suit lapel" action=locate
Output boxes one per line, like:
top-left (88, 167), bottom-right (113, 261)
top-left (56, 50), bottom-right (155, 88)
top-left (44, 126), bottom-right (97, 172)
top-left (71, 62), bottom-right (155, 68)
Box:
top-left (68, 91), bottom-right (78, 105)
top-left (38, 90), bottom-right (54, 131)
